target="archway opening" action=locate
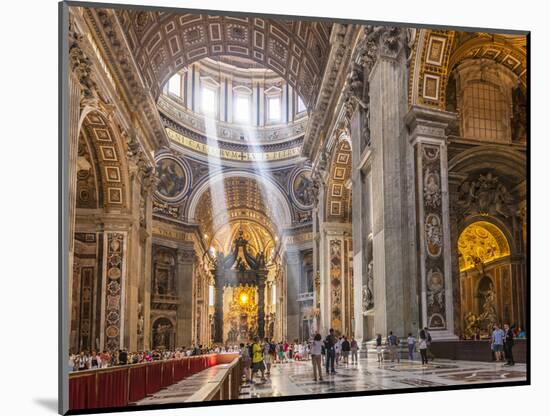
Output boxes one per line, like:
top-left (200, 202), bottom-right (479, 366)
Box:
top-left (458, 220), bottom-right (512, 339)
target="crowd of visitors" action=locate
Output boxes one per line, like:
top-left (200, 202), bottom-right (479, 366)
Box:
top-left (69, 343), bottom-right (219, 372)
top-left (70, 322), bottom-right (521, 376)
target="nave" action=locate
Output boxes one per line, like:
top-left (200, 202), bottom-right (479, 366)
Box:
top-left (135, 357), bottom-right (527, 405)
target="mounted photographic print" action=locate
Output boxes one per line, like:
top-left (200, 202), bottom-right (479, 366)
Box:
top-left (59, 1), bottom-right (529, 414)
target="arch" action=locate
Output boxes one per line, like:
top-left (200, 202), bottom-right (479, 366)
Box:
top-left (151, 316), bottom-right (176, 350)
top-left (76, 127), bottom-right (103, 209)
top-left (325, 139), bottom-right (352, 222)
top-left (187, 170), bottom-right (293, 228)
top-left (409, 30), bottom-right (526, 110)
top-left (448, 145), bottom-right (526, 180)
top-left (115, 11), bottom-right (332, 109)
top-left (457, 220), bottom-right (511, 272)
top-left (78, 110), bottom-right (130, 209)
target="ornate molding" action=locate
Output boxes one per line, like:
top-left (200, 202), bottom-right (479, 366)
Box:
top-left (83, 8), bottom-right (168, 150)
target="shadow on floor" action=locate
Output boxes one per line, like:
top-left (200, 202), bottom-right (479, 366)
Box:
top-left (33, 398), bottom-right (58, 414)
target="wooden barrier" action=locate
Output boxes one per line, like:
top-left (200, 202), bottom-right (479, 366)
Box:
top-left (185, 356), bottom-right (242, 402)
top-left (430, 339), bottom-right (527, 363)
top-left (68, 353), bottom-right (239, 411)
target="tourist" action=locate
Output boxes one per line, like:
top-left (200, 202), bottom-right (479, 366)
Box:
top-left (376, 334), bottom-right (384, 365)
top-left (283, 340), bottom-right (289, 361)
top-left (491, 323), bottom-right (505, 362)
top-left (418, 330), bottom-right (428, 365)
top-left (424, 327), bottom-right (434, 361)
top-left (341, 336), bottom-right (351, 364)
top-left (263, 338), bottom-right (273, 375)
top-left (303, 341), bottom-right (310, 361)
top-left (118, 348), bottom-right (128, 365)
top-left (387, 331), bottom-right (400, 363)
top-left (89, 351), bottom-right (101, 369)
top-left (251, 337), bottom-right (266, 382)
top-left (311, 333), bottom-right (324, 382)
top-left (294, 342), bottom-right (302, 361)
top-left (324, 328), bottom-right (337, 374)
top-left (334, 336), bottom-right (342, 365)
top-left (99, 350), bottom-right (110, 368)
top-left (350, 337), bottom-right (359, 364)
top-left (407, 332), bottom-right (415, 361)
top-left (503, 323), bottom-right (515, 366)
top-left (75, 351), bottom-right (89, 371)
top-left (277, 342), bottom-right (286, 363)
top-left (68, 353), bottom-right (76, 372)
top-left (517, 327), bottom-right (526, 339)
top-left (240, 343), bottom-right (252, 383)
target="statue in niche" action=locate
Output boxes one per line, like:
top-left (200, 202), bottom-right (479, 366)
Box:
top-left (155, 269), bottom-right (169, 295)
top-left (137, 315), bottom-right (144, 336)
top-left (153, 322), bottom-right (171, 348)
top-left (137, 302), bottom-right (144, 335)
top-left (478, 282), bottom-right (498, 333)
top-left (366, 261), bottom-right (374, 310)
top-left (361, 285), bottom-right (369, 315)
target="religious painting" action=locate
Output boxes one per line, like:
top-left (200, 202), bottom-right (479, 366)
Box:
top-left (292, 169), bottom-right (315, 208)
top-left (155, 157), bottom-right (188, 200)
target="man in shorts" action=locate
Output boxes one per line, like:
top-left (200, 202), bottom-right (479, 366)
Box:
top-left (491, 323), bottom-right (505, 361)
top-left (263, 337), bottom-right (274, 375)
top-left (251, 336), bottom-right (266, 382)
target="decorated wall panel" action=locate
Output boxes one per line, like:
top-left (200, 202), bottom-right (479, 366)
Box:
top-left (421, 144), bottom-right (447, 329)
top-left (103, 232), bottom-right (126, 352)
top-left (329, 239), bottom-right (343, 334)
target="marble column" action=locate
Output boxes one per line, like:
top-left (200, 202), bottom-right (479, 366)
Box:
top-left (176, 244), bottom-right (196, 347)
top-left (406, 105), bottom-right (457, 339)
top-left (257, 269), bottom-right (268, 339)
top-left (349, 107), bottom-right (373, 343)
top-left (285, 249), bottom-right (301, 342)
top-left (213, 267), bottom-right (224, 344)
top-left (367, 26), bottom-right (418, 338)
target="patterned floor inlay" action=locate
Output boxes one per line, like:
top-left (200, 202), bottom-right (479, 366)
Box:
top-left (134, 358), bottom-right (526, 404)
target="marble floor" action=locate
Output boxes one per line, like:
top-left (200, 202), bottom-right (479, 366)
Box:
top-left (239, 358), bottom-right (526, 399)
top-left (134, 358), bottom-right (526, 405)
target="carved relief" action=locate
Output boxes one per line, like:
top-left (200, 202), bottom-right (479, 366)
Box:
top-left (456, 172), bottom-right (516, 218)
top-left (420, 143), bottom-right (447, 329)
top-left (424, 168), bottom-right (441, 209)
top-left (425, 213), bottom-right (443, 258)
top-left (426, 268), bottom-right (445, 328)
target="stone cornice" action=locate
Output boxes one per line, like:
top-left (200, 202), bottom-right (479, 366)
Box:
top-left (406, 105), bottom-right (457, 144)
top-left (302, 24), bottom-right (363, 161)
top-left (82, 8), bottom-right (169, 153)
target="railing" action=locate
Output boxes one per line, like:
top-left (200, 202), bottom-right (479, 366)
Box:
top-left (68, 353), bottom-right (239, 411)
top-left (186, 356), bottom-right (243, 402)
